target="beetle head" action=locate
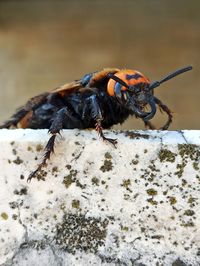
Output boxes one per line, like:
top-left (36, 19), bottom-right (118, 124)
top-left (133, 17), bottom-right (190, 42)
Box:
top-left (107, 71), bottom-right (155, 120)
top-left (107, 66), bottom-right (192, 121)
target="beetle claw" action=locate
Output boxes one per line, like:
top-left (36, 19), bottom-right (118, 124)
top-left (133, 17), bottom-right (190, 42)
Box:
top-left (103, 137), bottom-right (118, 148)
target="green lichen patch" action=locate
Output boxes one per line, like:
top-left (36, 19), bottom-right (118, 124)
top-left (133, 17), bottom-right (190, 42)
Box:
top-left (174, 162), bottom-right (186, 178)
top-left (173, 144), bottom-right (200, 178)
top-left (140, 159), bottom-right (160, 182)
top-left (187, 196), bottom-right (197, 204)
top-left (27, 146), bottom-right (33, 152)
top-left (193, 162), bottom-right (199, 171)
top-left (180, 221), bottom-right (195, 227)
top-left (183, 209), bottom-right (195, 216)
top-left (124, 131), bottom-right (150, 139)
top-left (71, 199), bottom-right (80, 209)
top-left (1, 212), bottom-right (8, 220)
top-left (12, 214), bottom-right (18, 220)
top-left (178, 144), bottom-right (200, 161)
top-left (99, 152), bottom-right (113, 172)
top-left (91, 177), bottom-right (100, 186)
top-left (75, 180), bottom-right (86, 189)
top-left (35, 170), bottom-right (48, 181)
top-left (147, 198), bottom-right (158, 205)
top-left (146, 188), bottom-right (158, 196)
top-left (36, 144), bottom-right (43, 152)
top-left (63, 173), bottom-right (76, 188)
top-left (63, 169), bottom-right (85, 189)
top-left (100, 159), bottom-right (113, 172)
top-left (120, 225), bottom-right (129, 232)
top-left (148, 160), bottom-right (160, 172)
top-left (121, 179), bottom-right (132, 192)
top-left (55, 213), bottom-right (109, 254)
top-left (104, 152), bottom-right (112, 160)
top-left (168, 196), bottom-right (177, 205)
top-left (158, 149), bottom-right (176, 163)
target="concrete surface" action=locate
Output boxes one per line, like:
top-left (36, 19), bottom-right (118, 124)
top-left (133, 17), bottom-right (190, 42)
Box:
top-left (0, 129), bottom-right (200, 266)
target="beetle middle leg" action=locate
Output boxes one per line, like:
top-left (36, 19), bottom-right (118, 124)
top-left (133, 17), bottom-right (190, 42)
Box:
top-left (87, 95), bottom-right (117, 147)
top-left (27, 107), bottom-right (81, 182)
top-left (95, 119), bottom-right (117, 147)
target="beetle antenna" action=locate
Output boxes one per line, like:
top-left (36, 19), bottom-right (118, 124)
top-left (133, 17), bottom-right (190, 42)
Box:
top-left (149, 65), bottom-right (193, 90)
top-left (107, 73), bottom-right (129, 88)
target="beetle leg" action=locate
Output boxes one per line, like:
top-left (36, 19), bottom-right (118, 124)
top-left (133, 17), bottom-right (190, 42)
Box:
top-left (27, 134), bottom-right (56, 182)
top-left (87, 95), bottom-right (117, 147)
top-left (95, 119), bottom-right (117, 148)
top-left (154, 97), bottom-right (173, 130)
top-left (27, 107), bottom-right (79, 182)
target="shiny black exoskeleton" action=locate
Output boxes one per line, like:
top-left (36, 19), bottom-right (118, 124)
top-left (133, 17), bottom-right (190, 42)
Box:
top-left (0, 66), bottom-right (192, 181)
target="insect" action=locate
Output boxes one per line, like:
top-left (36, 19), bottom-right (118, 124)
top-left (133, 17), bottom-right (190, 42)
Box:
top-left (0, 66), bottom-right (192, 181)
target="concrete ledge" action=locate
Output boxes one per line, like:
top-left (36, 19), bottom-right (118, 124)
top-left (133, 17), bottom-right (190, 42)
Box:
top-left (0, 129), bottom-right (200, 266)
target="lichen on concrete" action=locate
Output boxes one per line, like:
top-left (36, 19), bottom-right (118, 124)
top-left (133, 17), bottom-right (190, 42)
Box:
top-left (54, 213), bottom-right (109, 254)
top-left (0, 129), bottom-right (199, 265)
top-left (158, 148), bottom-right (176, 163)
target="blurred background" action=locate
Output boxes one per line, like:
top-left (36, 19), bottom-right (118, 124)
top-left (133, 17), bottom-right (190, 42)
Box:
top-left (0, 0), bottom-right (199, 130)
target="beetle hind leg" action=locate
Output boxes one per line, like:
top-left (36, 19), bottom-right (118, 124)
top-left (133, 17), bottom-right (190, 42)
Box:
top-left (27, 106), bottom-right (79, 182)
top-left (27, 134), bottom-right (56, 182)
top-left (87, 94), bottom-right (117, 147)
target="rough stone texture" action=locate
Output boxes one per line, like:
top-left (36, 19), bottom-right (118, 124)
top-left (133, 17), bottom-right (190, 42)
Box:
top-left (0, 129), bottom-right (200, 266)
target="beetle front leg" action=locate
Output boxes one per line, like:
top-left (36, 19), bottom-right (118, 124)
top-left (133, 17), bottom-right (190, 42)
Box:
top-left (154, 97), bottom-right (173, 130)
top-left (87, 95), bottom-right (117, 147)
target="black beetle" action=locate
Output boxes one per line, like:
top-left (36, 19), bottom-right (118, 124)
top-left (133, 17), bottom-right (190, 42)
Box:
top-left (0, 66), bottom-right (192, 181)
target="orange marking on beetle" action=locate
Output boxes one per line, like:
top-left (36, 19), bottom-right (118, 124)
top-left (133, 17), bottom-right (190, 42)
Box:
top-left (18, 110), bottom-right (33, 128)
top-left (89, 68), bottom-right (119, 87)
top-left (107, 69), bottom-right (150, 96)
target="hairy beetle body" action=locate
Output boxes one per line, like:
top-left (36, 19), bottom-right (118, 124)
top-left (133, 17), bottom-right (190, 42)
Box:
top-left (0, 66), bottom-right (192, 181)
